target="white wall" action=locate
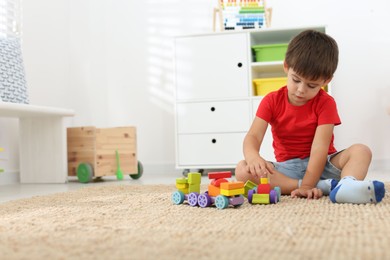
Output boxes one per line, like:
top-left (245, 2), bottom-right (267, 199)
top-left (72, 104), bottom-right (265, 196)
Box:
top-left (1, 0), bottom-right (389, 183)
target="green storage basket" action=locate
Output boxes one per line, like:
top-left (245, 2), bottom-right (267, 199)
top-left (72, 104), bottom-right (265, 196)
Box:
top-left (252, 43), bottom-right (288, 62)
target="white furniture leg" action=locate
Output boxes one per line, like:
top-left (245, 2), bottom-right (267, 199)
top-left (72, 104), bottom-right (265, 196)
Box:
top-left (19, 117), bottom-right (67, 183)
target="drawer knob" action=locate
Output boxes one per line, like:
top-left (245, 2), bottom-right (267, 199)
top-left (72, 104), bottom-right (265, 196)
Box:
top-left (237, 62), bottom-right (242, 68)
top-left (210, 107), bottom-right (215, 112)
top-left (211, 139), bottom-right (217, 144)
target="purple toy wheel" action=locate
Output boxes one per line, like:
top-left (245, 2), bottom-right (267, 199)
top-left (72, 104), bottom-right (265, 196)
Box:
top-left (188, 192), bottom-right (199, 206)
top-left (270, 190), bottom-right (278, 204)
top-left (198, 193), bottom-right (212, 208)
top-left (247, 189), bottom-right (255, 204)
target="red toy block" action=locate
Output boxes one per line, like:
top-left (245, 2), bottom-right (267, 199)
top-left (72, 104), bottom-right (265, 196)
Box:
top-left (211, 178), bottom-right (228, 187)
top-left (257, 183), bottom-right (271, 194)
top-left (208, 171), bottom-right (232, 180)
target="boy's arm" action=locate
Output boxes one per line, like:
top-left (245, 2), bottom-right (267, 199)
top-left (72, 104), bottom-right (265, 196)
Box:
top-left (243, 117), bottom-right (271, 177)
top-left (291, 124), bottom-right (334, 198)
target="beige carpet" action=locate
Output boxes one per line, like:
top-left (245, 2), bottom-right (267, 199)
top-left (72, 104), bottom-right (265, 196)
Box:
top-left (0, 183), bottom-right (390, 260)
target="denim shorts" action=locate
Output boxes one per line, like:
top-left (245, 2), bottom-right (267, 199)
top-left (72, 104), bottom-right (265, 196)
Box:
top-left (272, 151), bottom-right (343, 180)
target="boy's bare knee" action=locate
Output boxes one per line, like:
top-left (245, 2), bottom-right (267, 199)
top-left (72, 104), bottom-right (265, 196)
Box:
top-left (350, 144), bottom-right (372, 160)
top-left (234, 160), bottom-right (247, 181)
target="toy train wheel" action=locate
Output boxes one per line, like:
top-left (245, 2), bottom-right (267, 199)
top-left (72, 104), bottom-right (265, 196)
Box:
top-left (129, 161), bottom-right (143, 180)
top-left (188, 192), bottom-right (199, 207)
top-left (274, 187), bottom-right (281, 200)
top-left (247, 189), bottom-right (255, 204)
top-left (172, 191), bottom-right (185, 205)
top-left (76, 163), bottom-right (93, 183)
top-left (198, 193), bottom-right (212, 208)
top-left (215, 195), bottom-right (229, 209)
top-left (270, 190), bottom-right (278, 204)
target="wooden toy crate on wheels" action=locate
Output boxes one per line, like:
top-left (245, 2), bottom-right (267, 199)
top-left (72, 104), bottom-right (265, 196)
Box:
top-left (67, 126), bottom-right (143, 183)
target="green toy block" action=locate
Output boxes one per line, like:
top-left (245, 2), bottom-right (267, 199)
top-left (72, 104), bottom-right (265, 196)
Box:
top-left (252, 194), bottom-right (270, 204)
top-left (244, 180), bottom-right (257, 198)
top-left (189, 183), bottom-right (200, 193)
top-left (176, 177), bottom-right (188, 184)
top-left (188, 172), bottom-right (201, 184)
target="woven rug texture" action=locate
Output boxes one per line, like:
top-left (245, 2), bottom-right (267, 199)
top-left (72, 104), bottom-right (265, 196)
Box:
top-left (0, 183), bottom-right (389, 260)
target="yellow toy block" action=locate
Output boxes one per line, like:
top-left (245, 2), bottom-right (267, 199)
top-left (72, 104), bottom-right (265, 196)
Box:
top-left (188, 172), bottom-right (201, 184)
top-left (220, 188), bottom-right (245, 196)
top-left (176, 177), bottom-right (188, 184)
top-left (252, 194), bottom-right (270, 204)
top-left (220, 181), bottom-right (244, 190)
top-left (176, 183), bottom-right (188, 189)
top-left (260, 177), bottom-right (269, 184)
top-left (208, 184), bottom-right (220, 197)
top-left (189, 183), bottom-right (200, 193)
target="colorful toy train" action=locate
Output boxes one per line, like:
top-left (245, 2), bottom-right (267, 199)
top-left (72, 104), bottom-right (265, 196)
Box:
top-left (171, 171), bottom-right (281, 209)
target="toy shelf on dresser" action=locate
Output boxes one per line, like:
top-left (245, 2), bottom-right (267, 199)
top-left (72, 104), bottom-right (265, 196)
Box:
top-left (174, 25), bottom-right (328, 175)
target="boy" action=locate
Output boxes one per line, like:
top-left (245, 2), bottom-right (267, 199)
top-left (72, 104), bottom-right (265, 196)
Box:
top-left (235, 30), bottom-right (385, 204)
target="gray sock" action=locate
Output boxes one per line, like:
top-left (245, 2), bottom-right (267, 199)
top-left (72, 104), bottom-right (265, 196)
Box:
top-left (298, 179), bottom-right (339, 195)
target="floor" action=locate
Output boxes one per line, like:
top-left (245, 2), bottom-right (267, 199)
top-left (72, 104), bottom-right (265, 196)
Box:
top-left (0, 170), bottom-right (389, 204)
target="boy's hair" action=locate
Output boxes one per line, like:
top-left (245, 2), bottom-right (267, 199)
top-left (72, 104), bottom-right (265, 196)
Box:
top-left (285, 29), bottom-right (339, 81)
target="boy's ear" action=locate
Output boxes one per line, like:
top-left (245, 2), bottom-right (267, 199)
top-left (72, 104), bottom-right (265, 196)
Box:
top-left (324, 76), bottom-right (333, 85)
top-left (283, 61), bottom-right (289, 73)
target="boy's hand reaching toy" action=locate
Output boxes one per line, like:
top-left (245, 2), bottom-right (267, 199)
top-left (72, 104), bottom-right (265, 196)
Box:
top-left (291, 186), bottom-right (323, 199)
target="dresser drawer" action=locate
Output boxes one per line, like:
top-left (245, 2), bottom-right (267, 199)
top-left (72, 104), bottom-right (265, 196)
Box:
top-left (177, 133), bottom-right (245, 166)
top-left (176, 100), bottom-right (250, 134)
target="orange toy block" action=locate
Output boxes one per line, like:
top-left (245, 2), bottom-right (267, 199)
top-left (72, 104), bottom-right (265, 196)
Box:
top-left (208, 171), bottom-right (232, 179)
top-left (258, 183), bottom-right (271, 194)
top-left (211, 178), bottom-right (228, 187)
top-left (220, 181), bottom-right (244, 190)
top-left (208, 184), bottom-right (221, 197)
top-left (220, 188), bottom-right (245, 196)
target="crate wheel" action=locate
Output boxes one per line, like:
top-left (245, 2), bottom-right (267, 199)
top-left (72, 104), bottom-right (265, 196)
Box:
top-left (129, 161), bottom-right (143, 180)
top-left (77, 163), bottom-right (93, 183)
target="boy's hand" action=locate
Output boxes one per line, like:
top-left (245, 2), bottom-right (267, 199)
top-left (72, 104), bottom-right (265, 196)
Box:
top-left (291, 187), bottom-right (323, 199)
top-left (245, 156), bottom-right (274, 179)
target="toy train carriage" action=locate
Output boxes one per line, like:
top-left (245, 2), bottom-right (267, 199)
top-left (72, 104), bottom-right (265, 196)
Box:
top-left (67, 126), bottom-right (142, 183)
top-left (245, 178), bottom-right (281, 204)
top-left (172, 171), bottom-right (245, 209)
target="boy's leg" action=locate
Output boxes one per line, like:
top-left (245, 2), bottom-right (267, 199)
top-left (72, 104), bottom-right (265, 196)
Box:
top-left (329, 144), bottom-right (385, 203)
top-left (235, 160), bottom-right (299, 195)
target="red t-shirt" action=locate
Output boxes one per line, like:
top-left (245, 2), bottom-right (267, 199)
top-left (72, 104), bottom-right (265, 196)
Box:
top-left (256, 86), bottom-right (341, 162)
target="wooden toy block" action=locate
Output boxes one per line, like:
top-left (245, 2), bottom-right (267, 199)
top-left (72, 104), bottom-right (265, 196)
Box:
top-left (208, 184), bottom-right (221, 197)
top-left (211, 178), bottom-right (228, 187)
top-left (176, 177), bottom-right (188, 184)
top-left (257, 183), bottom-right (271, 194)
top-left (176, 183), bottom-right (188, 189)
top-left (189, 184), bottom-right (200, 193)
top-left (220, 181), bottom-right (244, 190)
top-left (220, 187), bottom-right (245, 196)
top-left (244, 180), bottom-right (257, 197)
top-left (67, 126), bottom-right (137, 177)
top-left (208, 171), bottom-right (232, 180)
top-left (260, 177), bottom-right (269, 184)
top-left (188, 172), bottom-right (201, 184)
top-left (252, 193), bottom-right (270, 204)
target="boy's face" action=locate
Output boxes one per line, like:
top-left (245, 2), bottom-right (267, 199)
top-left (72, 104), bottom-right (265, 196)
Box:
top-left (284, 64), bottom-right (331, 106)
